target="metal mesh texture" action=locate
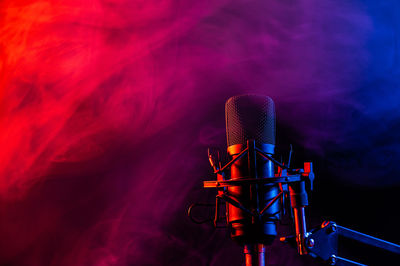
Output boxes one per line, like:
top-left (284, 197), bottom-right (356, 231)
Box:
top-left (225, 94), bottom-right (276, 147)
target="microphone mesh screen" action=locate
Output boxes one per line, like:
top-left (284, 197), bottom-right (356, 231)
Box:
top-left (225, 95), bottom-right (276, 147)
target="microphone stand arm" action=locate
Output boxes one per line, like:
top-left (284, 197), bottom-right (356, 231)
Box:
top-left (298, 221), bottom-right (400, 266)
top-left (281, 166), bottom-right (400, 265)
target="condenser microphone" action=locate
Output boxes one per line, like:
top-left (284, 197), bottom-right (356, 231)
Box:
top-left (225, 95), bottom-right (280, 264)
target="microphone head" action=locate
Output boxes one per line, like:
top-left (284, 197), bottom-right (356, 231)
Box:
top-left (225, 94), bottom-right (276, 150)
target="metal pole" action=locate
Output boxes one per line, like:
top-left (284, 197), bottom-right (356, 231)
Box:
top-left (289, 179), bottom-right (309, 255)
top-left (293, 206), bottom-right (307, 255)
top-left (244, 244), bottom-right (266, 266)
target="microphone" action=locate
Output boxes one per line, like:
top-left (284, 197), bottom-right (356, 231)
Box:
top-left (192, 94), bottom-right (313, 265)
top-left (225, 95), bottom-right (280, 264)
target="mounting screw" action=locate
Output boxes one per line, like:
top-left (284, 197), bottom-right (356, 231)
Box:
top-left (329, 255), bottom-right (337, 265)
top-left (307, 238), bottom-right (315, 249)
top-left (328, 223), bottom-right (337, 234)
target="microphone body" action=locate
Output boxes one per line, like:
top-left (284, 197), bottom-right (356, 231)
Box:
top-left (225, 95), bottom-right (280, 250)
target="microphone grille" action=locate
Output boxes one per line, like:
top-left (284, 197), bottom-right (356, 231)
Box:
top-left (225, 94), bottom-right (276, 147)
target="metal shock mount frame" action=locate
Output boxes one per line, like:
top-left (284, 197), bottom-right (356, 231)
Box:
top-left (202, 140), bottom-right (312, 228)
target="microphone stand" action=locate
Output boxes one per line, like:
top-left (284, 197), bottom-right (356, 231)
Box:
top-left (244, 244), bottom-right (266, 266)
top-left (188, 140), bottom-right (400, 266)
